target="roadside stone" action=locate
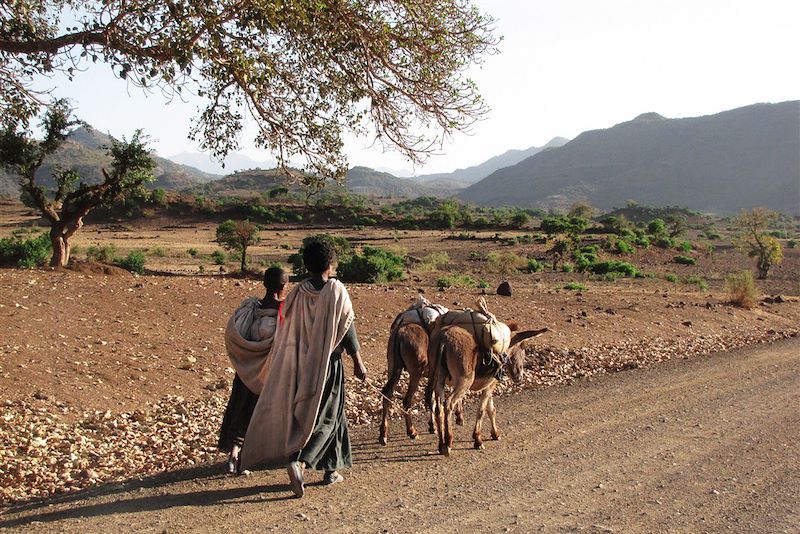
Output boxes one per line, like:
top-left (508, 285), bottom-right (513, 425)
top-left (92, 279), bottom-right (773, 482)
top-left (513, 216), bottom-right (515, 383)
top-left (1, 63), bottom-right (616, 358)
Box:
top-left (497, 281), bottom-right (512, 297)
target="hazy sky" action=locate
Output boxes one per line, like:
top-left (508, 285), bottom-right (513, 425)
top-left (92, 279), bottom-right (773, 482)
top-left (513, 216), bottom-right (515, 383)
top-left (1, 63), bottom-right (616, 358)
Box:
top-left (37, 0), bottom-right (800, 175)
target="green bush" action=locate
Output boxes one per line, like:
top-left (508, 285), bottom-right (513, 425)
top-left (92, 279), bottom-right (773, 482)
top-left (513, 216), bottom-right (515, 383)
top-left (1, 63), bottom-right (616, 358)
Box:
top-left (573, 252), bottom-right (597, 273)
top-left (477, 279), bottom-right (490, 289)
top-left (211, 250), bottom-right (226, 265)
top-left (788, 239), bottom-right (797, 249)
top-left (665, 273), bottom-right (678, 283)
top-left (725, 271), bottom-right (757, 308)
top-left (654, 236), bottom-right (675, 249)
top-left (526, 257), bottom-right (544, 273)
top-left (704, 229), bottom-right (721, 240)
top-left (647, 218), bottom-right (667, 236)
top-left (0, 230), bottom-right (51, 268)
top-left (337, 246), bottom-right (405, 283)
top-left (564, 282), bottom-right (586, 291)
top-left (589, 260), bottom-right (638, 278)
top-left (676, 241), bottom-right (693, 253)
top-left (86, 243), bottom-right (118, 262)
top-left (673, 255), bottom-right (697, 265)
top-left (150, 188), bottom-right (167, 206)
top-left (615, 239), bottom-right (635, 255)
top-left (289, 234), bottom-right (352, 277)
top-left (561, 263), bottom-right (574, 273)
top-left (116, 250), bottom-right (146, 274)
top-left (187, 247), bottom-right (199, 257)
top-left (683, 275), bottom-right (708, 291)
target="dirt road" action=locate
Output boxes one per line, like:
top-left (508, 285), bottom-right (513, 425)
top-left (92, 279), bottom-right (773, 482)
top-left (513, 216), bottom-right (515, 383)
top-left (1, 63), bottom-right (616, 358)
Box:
top-left (2, 338), bottom-right (798, 533)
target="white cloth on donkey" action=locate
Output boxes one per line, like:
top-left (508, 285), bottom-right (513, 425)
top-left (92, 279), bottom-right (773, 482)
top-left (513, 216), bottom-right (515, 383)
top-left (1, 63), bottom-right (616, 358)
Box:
top-left (224, 297), bottom-right (280, 394)
top-left (391, 294), bottom-right (449, 331)
top-left (240, 278), bottom-right (354, 470)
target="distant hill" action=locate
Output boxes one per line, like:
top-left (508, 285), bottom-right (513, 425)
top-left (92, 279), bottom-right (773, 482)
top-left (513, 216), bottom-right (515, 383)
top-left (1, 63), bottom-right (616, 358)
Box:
top-left (413, 137), bottom-right (569, 184)
top-left (193, 166), bottom-right (459, 198)
top-left (168, 151), bottom-right (276, 176)
top-left (0, 126), bottom-right (219, 197)
top-left (458, 102), bottom-right (800, 215)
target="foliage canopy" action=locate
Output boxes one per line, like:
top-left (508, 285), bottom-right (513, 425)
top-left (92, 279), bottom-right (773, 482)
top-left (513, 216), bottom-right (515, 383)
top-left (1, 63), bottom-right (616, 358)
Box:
top-left (1, 0), bottom-right (498, 184)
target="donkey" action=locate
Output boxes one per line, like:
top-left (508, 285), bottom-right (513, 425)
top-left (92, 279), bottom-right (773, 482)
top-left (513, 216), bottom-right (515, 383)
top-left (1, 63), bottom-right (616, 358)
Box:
top-left (428, 324), bottom-right (547, 456)
top-left (379, 322), bottom-right (464, 445)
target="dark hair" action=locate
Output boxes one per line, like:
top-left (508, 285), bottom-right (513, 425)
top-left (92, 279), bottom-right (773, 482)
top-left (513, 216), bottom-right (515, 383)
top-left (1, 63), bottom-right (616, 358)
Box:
top-left (302, 239), bottom-right (336, 275)
top-left (263, 266), bottom-right (287, 292)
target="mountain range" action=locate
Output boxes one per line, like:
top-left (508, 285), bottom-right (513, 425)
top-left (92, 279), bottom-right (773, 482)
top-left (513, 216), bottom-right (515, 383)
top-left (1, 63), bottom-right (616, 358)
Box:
top-left (458, 101), bottom-right (800, 215)
top-left (412, 137), bottom-right (569, 184)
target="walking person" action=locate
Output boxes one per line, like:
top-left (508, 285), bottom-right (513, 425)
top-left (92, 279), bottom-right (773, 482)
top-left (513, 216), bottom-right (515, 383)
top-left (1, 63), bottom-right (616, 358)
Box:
top-left (219, 267), bottom-right (288, 474)
top-left (240, 239), bottom-right (367, 497)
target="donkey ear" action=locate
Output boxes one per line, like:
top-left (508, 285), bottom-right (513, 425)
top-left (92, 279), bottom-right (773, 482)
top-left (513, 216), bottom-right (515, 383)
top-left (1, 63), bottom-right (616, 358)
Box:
top-left (506, 320), bottom-right (520, 332)
top-left (509, 327), bottom-right (548, 348)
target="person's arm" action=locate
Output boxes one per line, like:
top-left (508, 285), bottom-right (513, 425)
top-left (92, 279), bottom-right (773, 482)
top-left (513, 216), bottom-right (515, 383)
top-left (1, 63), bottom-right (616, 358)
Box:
top-left (342, 323), bottom-right (367, 381)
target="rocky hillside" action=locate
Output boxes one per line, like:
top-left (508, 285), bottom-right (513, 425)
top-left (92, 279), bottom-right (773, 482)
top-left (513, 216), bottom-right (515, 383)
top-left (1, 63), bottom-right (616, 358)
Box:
top-left (0, 126), bottom-right (219, 197)
top-left (459, 101), bottom-right (800, 215)
top-left (413, 137), bottom-right (569, 184)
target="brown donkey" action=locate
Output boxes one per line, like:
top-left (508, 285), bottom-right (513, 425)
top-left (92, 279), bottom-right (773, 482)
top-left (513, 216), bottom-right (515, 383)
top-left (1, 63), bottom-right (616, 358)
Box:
top-left (428, 324), bottom-right (547, 456)
top-left (378, 323), bottom-right (433, 445)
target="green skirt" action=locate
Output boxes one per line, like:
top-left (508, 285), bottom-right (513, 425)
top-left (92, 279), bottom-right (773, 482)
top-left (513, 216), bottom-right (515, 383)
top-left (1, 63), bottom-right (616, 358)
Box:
top-left (298, 354), bottom-right (352, 471)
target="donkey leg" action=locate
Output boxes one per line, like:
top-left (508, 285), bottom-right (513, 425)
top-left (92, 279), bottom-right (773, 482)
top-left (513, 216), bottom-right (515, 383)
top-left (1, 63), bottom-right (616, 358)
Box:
top-left (455, 399), bottom-right (465, 426)
top-left (403, 372), bottom-right (422, 439)
top-left (444, 379), bottom-right (472, 454)
top-left (379, 365), bottom-right (403, 446)
top-left (472, 389), bottom-right (492, 450)
top-left (488, 395), bottom-right (501, 440)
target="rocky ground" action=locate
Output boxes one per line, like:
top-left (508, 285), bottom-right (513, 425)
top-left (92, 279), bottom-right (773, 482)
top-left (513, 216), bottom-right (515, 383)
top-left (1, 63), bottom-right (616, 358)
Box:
top-left (1, 267), bottom-right (798, 505)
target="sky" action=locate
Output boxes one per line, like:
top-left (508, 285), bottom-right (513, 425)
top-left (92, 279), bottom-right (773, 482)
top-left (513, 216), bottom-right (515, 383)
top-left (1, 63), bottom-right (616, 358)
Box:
top-left (34, 0), bottom-right (800, 176)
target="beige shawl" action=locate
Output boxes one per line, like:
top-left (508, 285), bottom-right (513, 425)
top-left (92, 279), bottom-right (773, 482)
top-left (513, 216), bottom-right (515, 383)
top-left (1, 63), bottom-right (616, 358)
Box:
top-left (240, 278), bottom-right (354, 469)
top-left (224, 297), bottom-right (280, 394)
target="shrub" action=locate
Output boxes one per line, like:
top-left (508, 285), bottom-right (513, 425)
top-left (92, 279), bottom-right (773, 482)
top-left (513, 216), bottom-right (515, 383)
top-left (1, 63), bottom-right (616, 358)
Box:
top-left (704, 229), bottom-right (721, 240)
top-left (633, 234), bottom-right (651, 248)
top-left (187, 247), bottom-right (199, 257)
top-left (564, 282), bottom-right (586, 291)
top-left (86, 243), bottom-right (118, 262)
top-left (615, 239), bottom-right (635, 255)
top-left (673, 255), bottom-right (696, 265)
top-left (676, 241), bottom-right (693, 253)
top-left (436, 274), bottom-right (477, 290)
top-left (526, 257), bottom-right (544, 273)
top-left (654, 236), bottom-right (674, 249)
top-left (665, 273), bottom-right (678, 283)
top-left (116, 250), bottom-right (146, 274)
top-left (561, 263), bottom-right (574, 273)
top-left (684, 275), bottom-right (708, 291)
top-left (725, 271), bottom-right (758, 308)
top-left (788, 239), bottom-right (797, 249)
top-left (477, 279), bottom-right (490, 289)
top-left (150, 188), bottom-right (167, 206)
top-left (149, 246), bottom-right (167, 257)
top-left (573, 252), bottom-right (598, 273)
top-left (647, 218), bottom-right (667, 236)
top-left (211, 250), bottom-right (226, 265)
top-left (337, 246), bottom-right (405, 283)
top-left (486, 251), bottom-right (526, 274)
top-left (418, 251), bottom-right (450, 272)
top-left (589, 260), bottom-right (638, 278)
top-left (0, 230), bottom-right (51, 268)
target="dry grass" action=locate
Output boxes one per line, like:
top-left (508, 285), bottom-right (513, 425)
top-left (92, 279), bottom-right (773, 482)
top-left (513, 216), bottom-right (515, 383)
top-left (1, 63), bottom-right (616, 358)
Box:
top-left (725, 270), bottom-right (758, 308)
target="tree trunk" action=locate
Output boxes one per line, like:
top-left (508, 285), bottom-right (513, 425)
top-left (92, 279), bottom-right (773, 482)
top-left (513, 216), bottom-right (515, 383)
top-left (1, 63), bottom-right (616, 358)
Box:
top-left (49, 218), bottom-right (82, 268)
top-left (49, 225), bottom-right (68, 268)
top-left (240, 246), bottom-right (247, 273)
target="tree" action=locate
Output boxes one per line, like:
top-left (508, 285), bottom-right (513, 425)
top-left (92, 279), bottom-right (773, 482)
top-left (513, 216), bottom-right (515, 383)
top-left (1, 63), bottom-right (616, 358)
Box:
top-left (568, 201), bottom-right (594, 220)
top-left (216, 219), bottom-right (260, 272)
top-left (733, 208), bottom-right (784, 279)
top-left (665, 214), bottom-right (687, 238)
top-left (1, 1), bottom-right (498, 185)
top-left (0, 100), bottom-right (155, 267)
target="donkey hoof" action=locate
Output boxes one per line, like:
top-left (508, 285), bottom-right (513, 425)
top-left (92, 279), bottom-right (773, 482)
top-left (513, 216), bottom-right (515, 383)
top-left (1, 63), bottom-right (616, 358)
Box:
top-left (473, 441), bottom-right (485, 450)
top-left (408, 433), bottom-right (418, 440)
top-left (491, 433), bottom-right (501, 441)
top-left (428, 424), bottom-right (435, 434)
top-left (379, 436), bottom-right (388, 446)
top-left (455, 418), bottom-right (464, 427)
top-left (438, 445), bottom-right (450, 456)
